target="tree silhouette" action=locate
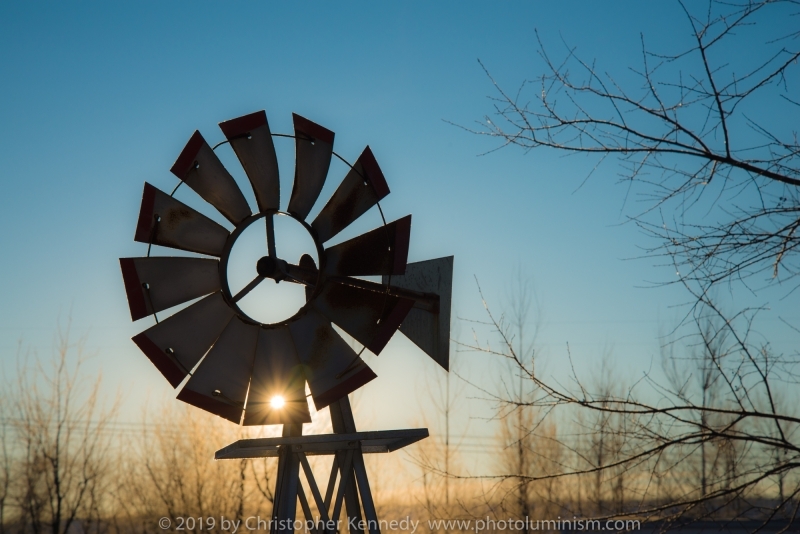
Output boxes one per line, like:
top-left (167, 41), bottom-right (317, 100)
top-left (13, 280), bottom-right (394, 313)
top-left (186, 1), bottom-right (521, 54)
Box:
top-left (469, 0), bottom-right (800, 295)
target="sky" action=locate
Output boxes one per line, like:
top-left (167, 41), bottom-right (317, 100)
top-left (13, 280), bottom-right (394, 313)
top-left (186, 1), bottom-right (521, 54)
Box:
top-left (1, 1), bottom-right (798, 466)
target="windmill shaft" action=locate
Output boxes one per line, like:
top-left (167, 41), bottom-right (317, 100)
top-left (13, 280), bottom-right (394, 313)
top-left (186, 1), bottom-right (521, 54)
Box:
top-left (256, 257), bottom-right (316, 286)
top-left (254, 256), bottom-right (439, 313)
top-left (328, 276), bottom-right (439, 313)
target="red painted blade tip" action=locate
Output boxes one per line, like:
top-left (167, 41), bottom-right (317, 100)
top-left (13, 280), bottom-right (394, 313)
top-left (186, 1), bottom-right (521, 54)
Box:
top-left (219, 110), bottom-right (267, 140)
top-left (132, 332), bottom-right (185, 388)
top-left (133, 183), bottom-right (157, 243)
top-left (360, 146), bottom-right (389, 199)
top-left (292, 113), bottom-right (334, 144)
top-left (119, 258), bottom-right (148, 321)
top-left (393, 215), bottom-right (412, 274)
top-left (312, 365), bottom-right (377, 410)
top-left (170, 130), bottom-right (205, 179)
top-left (367, 297), bottom-right (415, 354)
top-left (177, 388), bottom-right (242, 424)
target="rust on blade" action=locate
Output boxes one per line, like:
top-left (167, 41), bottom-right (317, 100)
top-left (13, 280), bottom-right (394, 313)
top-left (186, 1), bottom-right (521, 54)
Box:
top-left (134, 183), bottom-right (229, 256)
top-left (288, 309), bottom-right (376, 410)
top-left (311, 146), bottom-right (390, 243)
top-left (312, 283), bottom-right (414, 355)
top-left (219, 110), bottom-right (280, 212)
top-left (287, 114), bottom-right (334, 221)
top-left (323, 215), bottom-right (411, 277)
top-left (170, 130), bottom-right (252, 225)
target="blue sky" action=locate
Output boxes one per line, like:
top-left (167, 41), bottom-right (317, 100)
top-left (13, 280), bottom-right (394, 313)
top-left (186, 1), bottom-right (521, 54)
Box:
top-left (2, 2), bottom-right (797, 444)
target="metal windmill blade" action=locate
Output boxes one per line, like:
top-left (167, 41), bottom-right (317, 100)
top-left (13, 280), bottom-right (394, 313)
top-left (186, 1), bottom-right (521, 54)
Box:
top-left (323, 215), bottom-right (411, 276)
top-left (219, 111), bottom-right (280, 212)
top-left (177, 316), bottom-right (260, 423)
top-left (120, 257), bottom-right (220, 321)
top-left (312, 282), bottom-right (415, 355)
top-left (288, 309), bottom-right (377, 411)
top-left (311, 146), bottom-right (389, 244)
top-left (170, 131), bottom-right (252, 225)
top-left (132, 292), bottom-right (234, 387)
top-left (244, 327), bottom-right (310, 426)
top-left (287, 114), bottom-right (334, 221)
top-left (121, 109), bottom-right (454, 426)
top-left (135, 183), bottom-right (230, 256)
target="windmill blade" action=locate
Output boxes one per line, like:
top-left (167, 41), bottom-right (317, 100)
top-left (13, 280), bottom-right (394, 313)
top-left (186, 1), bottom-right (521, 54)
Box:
top-left (170, 130), bottom-right (252, 225)
top-left (311, 146), bottom-right (389, 243)
top-left (219, 110), bottom-right (280, 212)
top-left (312, 282), bottom-right (414, 356)
top-left (287, 114), bottom-right (334, 220)
top-left (323, 215), bottom-right (411, 277)
top-left (134, 183), bottom-right (230, 257)
top-left (243, 327), bottom-right (311, 426)
top-left (288, 309), bottom-right (376, 410)
top-left (177, 316), bottom-right (259, 423)
top-left (119, 257), bottom-right (220, 321)
top-left (132, 292), bottom-right (234, 387)
top-left (383, 256), bottom-right (453, 371)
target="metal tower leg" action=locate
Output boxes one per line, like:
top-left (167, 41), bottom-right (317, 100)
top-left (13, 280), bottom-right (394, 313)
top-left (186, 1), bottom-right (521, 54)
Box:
top-left (329, 398), bottom-right (379, 534)
top-left (271, 424), bottom-right (302, 534)
top-left (266, 398), bottom-right (383, 534)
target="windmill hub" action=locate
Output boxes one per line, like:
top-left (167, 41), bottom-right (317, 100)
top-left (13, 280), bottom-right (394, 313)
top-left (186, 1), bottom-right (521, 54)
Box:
top-left (255, 256), bottom-right (285, 280)
top-left (222, 210), bottom-right (321, 325)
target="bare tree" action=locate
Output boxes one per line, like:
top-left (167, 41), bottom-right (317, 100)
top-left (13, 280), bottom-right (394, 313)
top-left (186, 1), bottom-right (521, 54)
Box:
top-left (409, 341), bottom-right (472, 531)
top-left (462, 281), bottom-right (800, 531)
top-left (114, 401), bottom-right (274, 534)
top-left (468, 0), bottom-right (800, 294)
top-left (576, 356), bottom-right (629, 516)
top-left (454, 3), bottom-right (800, 529)
top-left (495, 269), bottom-right (539, 528)
top-left (3, 328), bottom-right (119, 534)
top-left (0, 388), bottom-right (12, 534)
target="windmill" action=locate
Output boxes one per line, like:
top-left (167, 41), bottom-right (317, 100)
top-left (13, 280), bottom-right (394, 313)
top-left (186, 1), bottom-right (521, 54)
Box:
top-left (120, 110), bottom-right (453, 533)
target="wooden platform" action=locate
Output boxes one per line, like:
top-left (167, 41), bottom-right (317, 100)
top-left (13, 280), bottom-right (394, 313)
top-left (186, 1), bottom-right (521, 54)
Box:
top-left (215, 428), bottom-right (429, 459)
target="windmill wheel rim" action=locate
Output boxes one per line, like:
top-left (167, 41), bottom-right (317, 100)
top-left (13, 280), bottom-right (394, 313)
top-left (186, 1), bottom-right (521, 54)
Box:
top-left (219, 209), bottom-right (328, 328)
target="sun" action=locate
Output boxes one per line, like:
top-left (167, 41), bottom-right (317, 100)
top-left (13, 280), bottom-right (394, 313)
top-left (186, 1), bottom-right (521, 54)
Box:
top-left (270, 395), bottom-right (285, 409)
